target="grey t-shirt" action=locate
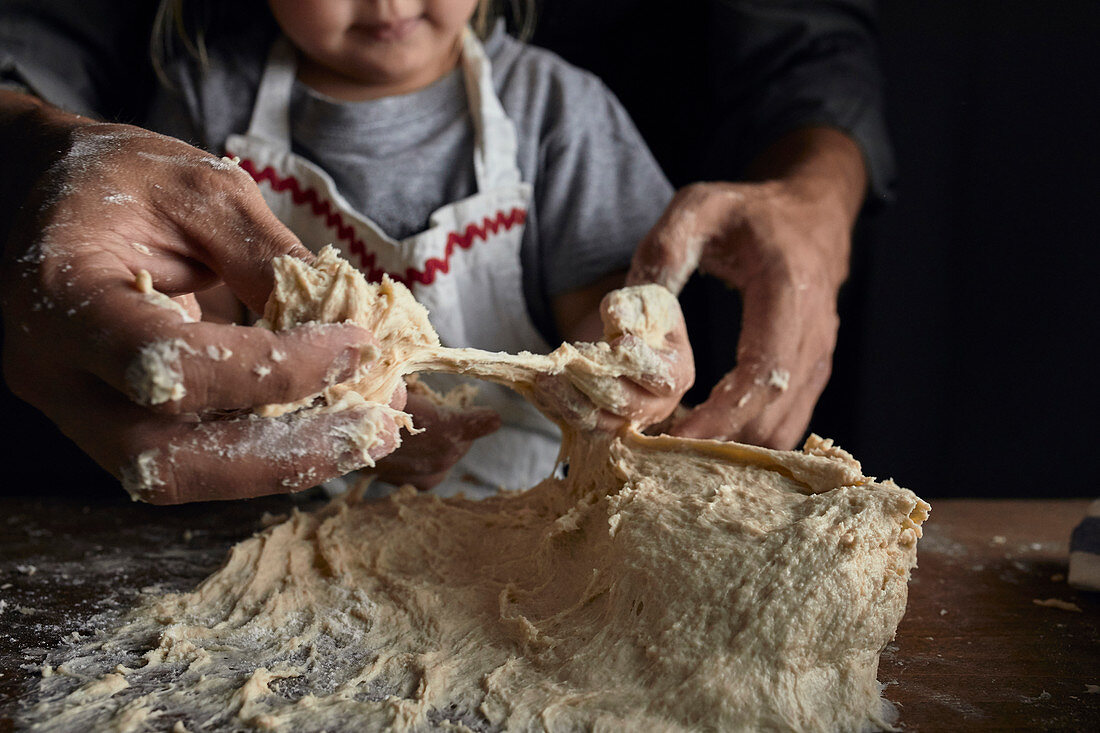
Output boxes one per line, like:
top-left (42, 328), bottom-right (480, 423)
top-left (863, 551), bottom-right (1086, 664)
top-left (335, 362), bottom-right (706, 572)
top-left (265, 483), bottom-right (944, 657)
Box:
top-left (144, 23), bottom-right (673, 346)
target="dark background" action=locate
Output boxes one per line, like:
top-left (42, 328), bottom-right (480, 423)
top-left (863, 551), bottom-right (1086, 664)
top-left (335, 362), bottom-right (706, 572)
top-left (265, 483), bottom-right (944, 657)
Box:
top-left (2, 1), bottom-right (1097, 500)
top-left (825, 1), bottom-right (1099, 498)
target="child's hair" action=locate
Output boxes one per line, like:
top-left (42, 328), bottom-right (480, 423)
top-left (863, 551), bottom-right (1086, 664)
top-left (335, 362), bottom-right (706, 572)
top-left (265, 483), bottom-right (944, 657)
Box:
top-left (474, 0), bottom-right (536, 43)
top-left (151, 0), bottom-right (537, 86)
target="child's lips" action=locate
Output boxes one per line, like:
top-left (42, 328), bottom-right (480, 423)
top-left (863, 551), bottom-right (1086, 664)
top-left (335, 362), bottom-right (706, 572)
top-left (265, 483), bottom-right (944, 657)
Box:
top-left (355, 16), bottom-right (423, 42)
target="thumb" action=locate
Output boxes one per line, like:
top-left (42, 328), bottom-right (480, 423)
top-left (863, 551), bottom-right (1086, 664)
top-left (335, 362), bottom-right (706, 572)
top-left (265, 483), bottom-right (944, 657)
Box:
top-left (625, 190), bottom-right (707, 294)
top-left (187, 164), bottom-right (313, 315)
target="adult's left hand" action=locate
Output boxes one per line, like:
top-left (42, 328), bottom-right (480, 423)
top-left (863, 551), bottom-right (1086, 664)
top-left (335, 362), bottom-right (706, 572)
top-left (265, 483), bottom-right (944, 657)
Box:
top-left (627, 127), bottom-right (867, 449)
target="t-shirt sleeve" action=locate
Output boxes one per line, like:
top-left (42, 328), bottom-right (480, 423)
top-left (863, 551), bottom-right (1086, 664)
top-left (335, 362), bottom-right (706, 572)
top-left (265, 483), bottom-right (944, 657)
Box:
top-left (706, 0), bottom-right (896, 204)
top-left (534, 74), bottom-right (673, 301)
top-left (0, 0), bottom-right (157, 118)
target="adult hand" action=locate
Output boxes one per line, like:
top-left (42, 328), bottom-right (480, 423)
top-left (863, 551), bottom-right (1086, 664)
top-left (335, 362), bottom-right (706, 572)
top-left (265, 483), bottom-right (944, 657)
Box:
top-left (0, 91), bottom-right (403, 503)
top-left (371, 389), bottom-right (501, 490)
top-left (627, 127), bottom-right (867, 449)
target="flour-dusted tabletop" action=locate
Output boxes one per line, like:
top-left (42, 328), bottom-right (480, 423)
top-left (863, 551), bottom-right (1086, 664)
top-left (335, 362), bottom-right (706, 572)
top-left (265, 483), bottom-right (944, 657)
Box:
top-left (877, 499), bottom-right (1099, 729)
top-left (2, 495), bottom-right (1097, 731)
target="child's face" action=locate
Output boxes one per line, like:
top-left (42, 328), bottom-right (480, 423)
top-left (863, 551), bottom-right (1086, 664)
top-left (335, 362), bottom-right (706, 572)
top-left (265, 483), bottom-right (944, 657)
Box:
top-left (269, 0), bottom-right (479, 91)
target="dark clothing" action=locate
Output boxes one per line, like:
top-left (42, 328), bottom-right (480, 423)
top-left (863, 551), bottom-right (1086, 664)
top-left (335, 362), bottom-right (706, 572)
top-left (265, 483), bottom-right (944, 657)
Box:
top-left (530, 0), bottom-right (894, 202)
top-left (1, 0), bottom-right (895, 200)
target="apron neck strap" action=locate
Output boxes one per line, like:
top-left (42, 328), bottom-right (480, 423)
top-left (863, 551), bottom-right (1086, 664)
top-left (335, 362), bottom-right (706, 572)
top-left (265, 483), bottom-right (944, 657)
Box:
top-left (245, 29), bottom-right (522, 190)
top-left (245, 35), bottom-right (297, 149)
top-left (460, 28), bottom-right (521, 190)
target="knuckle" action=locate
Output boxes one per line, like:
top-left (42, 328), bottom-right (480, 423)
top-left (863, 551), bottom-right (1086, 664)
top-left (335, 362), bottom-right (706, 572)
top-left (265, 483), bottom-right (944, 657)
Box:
top-left (117, 441), bottom-right (179, 504)
top-left (679, 181), bottom-right (714, 203)
top-left (739, 422), bottom-right (769, 446)
top-left (122, 337), bottom-right (196, 410)
top-left (811, 359), bottom-right (833, 390)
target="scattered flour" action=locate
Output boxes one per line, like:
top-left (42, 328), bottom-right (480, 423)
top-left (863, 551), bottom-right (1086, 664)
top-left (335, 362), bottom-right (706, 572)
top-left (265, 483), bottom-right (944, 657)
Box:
top-left (1032, 598), bottom-right (1082, 612)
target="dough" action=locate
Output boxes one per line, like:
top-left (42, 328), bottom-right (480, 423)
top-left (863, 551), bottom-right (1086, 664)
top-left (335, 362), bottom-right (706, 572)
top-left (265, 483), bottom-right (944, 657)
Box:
top-left (256, 245), bottom-right (684, 428)
top-left (25, 247), bottom-right (928, 732)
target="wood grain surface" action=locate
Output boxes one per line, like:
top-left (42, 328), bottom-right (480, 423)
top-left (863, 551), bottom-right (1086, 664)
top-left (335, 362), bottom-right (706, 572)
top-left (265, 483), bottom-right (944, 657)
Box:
top-left (878, 499), bottom-right (1099, 730)
top-left (1, 495), bottom-right (1097, 731)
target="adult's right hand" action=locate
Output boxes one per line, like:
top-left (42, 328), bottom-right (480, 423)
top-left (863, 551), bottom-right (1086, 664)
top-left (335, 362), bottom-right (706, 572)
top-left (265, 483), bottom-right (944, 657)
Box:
top-left (0, 91), bottom-right (403, 504)
top-left (625, 127), bottom-right (867, 450)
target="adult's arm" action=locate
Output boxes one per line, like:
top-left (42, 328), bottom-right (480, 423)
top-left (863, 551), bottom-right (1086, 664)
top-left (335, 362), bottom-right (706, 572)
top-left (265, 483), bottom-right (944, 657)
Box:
top-left (0, 89), bottom-right (403, 503)
top-left (532, 0), bottom-right (894, 199)
top-left (628, 126), bottom-right (865, 447)
top-left (700, 0), bottom-right (893, 203)
top-left (613, 0), bottom-right (888, 448)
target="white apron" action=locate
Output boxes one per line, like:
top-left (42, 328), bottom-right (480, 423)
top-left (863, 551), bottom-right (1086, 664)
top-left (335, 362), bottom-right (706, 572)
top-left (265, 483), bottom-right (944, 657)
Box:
top-left (225, 31), bottom-right (562, 494)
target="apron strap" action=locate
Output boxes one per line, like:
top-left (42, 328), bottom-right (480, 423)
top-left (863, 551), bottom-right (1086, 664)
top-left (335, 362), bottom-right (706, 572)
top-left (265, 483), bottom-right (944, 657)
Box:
top-left (245, 35), bottom-right (297, 149)
top-left (461, 29), bottom-right (522, 191)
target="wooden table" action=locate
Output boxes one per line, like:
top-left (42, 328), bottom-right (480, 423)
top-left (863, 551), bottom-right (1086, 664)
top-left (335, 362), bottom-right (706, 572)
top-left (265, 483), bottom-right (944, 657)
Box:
top-left (877, 499), bottom-right (1099, 730)
top-left (1, 496), bottom-right (1097, 731)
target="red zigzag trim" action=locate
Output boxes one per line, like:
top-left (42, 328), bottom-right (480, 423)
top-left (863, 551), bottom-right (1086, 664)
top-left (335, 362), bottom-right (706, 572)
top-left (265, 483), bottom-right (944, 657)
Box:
top-left (235, 158), bottom-right (526, 287)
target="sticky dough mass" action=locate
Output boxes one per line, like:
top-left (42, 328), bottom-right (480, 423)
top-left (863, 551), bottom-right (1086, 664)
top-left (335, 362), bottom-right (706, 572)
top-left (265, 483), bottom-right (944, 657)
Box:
top-left (29, 246), bottom-right (929, 732)
top-left (256, 245), bottom-right (685, 430)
